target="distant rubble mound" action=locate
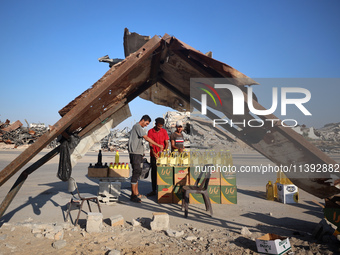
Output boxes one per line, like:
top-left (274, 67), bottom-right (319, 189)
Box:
top-left (293, 122), bottom-right (340, 154)
top-left (0, 119), bottom-right (58, 148)
top-left (318, 122), bottom-right (340, 141)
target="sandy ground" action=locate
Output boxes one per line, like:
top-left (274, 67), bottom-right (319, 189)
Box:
top-left (0, 148), bottom-right (339, 254)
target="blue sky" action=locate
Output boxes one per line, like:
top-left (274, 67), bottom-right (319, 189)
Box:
top-left (0, 0), bottom-right (339, 130)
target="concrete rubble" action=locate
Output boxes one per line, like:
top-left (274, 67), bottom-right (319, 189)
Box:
top-left (0, 216), bottom-right (339, 254)
top-left (86, 212), bottom-right (103, 233)
top-left (150, 212), bottom-right (170, 231)
top-left (0, 119), bottom-right (58, 148)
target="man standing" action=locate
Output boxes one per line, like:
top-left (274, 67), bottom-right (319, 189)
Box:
top-left (128, 115), bottom-right (163, 203)
top-left (147, 117), bottom-right (169, 197)
top-left (170, 120), bottom-right (185, 152)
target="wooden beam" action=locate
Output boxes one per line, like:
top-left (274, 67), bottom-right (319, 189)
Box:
top-left (0, 35), bottom-right (163, 187)
top-left (0, 146), bottom-right (60, 219)
top-left (78, 100), bottom-right (126, 137)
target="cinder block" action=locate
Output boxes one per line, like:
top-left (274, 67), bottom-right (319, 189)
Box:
top-left (110, 182), bottom-right (121, 197)
top-left (150, 212), bottom-right (169, 231)
top-left (99, 182), bottom-right (111, 194)
top-left (98, 182), bottom-right (121, 197)
top-left (86, 212), bottom-right (103, 233)
top-left (110, 215), bottom-right (124, 227)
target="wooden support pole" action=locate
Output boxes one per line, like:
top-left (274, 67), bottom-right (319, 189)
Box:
top-left (0, 146), bottom-right (60, 219)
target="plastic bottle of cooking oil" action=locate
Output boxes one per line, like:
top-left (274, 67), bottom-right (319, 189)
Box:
top-left (278, 170), bottom-right (293, 185)
top-left (169, 149), bottom-right (179, 166)
top-left (156, 151), bottom-right (162, 165)
top-left (115, 150), bottom-right (119, 164)
top-left (181, 150), bottom-right (190, 166)
top-left (161, 149), bottom-right (168, 166)
top-left (266, 181), bottom-right (275, 201)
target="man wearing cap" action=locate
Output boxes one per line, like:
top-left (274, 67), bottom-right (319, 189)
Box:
top-left (147, 117), bottom-right (169, 197)
top-left (170, 120), bottom-right (185, 152)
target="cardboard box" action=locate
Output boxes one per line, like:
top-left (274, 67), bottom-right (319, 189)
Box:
top-left (174, 167), bottom-right (189, 186)
top-left (172, 185), bottom-right (184, 204)
top-left (256, 233), bottom-right (291, 255)
top-left (277, 183), bottom-right (299, 204)
top-left (157, 166), bottom-right (173, 185)
top-left (189, 185), bottom-right (221, 204)
top-left (221, 185), bottom-right (237, 204)
top-left (220, 171), bottom-right (236, 186)
top-left (108, 168), bottom-right (129, 178)
top-left (88, 167), bottom-right (108, 178)
top-left (208, 185), bottom-right (221, 204)
top-left (189, 166), bottom-right (220, 185)
top-left (158, 185), bottom-right (173, 203)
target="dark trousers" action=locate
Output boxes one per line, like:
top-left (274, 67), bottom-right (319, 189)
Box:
top-left (150, 156), bottom-right (157, 192)
top-left (129, 154), bottom-right (143, 184)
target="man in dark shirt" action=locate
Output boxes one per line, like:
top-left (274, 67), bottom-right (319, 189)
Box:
top-left (147, 117), bottom-right (169, 196)
top-left (170, 120), bottom-right (184, 152)
top-left (128, 115), bottom-right (163, 203)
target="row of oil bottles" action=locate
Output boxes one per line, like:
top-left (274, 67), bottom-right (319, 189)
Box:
top-left (156, 149), bottom-right (233, 166)
top-left (109, 150), bottom-right (129, 170)
top-left (266, 171), bottom-right (293, 201)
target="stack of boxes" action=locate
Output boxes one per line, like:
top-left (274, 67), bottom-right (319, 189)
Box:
top-left (220, 171), bottom-right (237, 204)
top-left (157, 165), bottom-right (237, 204)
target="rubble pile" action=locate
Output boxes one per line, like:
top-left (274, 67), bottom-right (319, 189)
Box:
top-left (0, 216), bottom-right (338, 254)
top-left (308, 122), bottom-right (340, 153)
top-left (0, 119), bottom-right (57, 148)
top-left (100, 127), bottom-right (130, 152)
top-left (318, 122), bottom-right (340, 141)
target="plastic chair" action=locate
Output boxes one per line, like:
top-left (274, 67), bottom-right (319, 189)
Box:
top-left (65, 177), bottom-right (101, 225)
top-left (181, 164), bottom-right (213, 218)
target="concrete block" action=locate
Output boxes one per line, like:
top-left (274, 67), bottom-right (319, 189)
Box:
top-left (31, 228), bottom-right (42, 234)
top-left (110, 182), bottom-right (121, 197)
top-left (108, 250), bottom-right (121, 255)
top-left (44, 232), bottom-right (55, 240)
top-left (54, 230), bottom-right (64, 240)
top-left (132, 218), bottom-right (141, 227)
top-left (86, 212), bottom-right (103, 233)
top-left (99, 181), bottom-right (111, 194)
top-left (166, 229), bottom-right (184, 237)
top-left (150, 212), bottom-right (169, 231)
top-left (98, 182), bottom-right (121, 197)
top-left (52, 240), bottom-right (67, 249)
top-left (110, 215), bottom-right (124, 227)
top-left (241, 227), bottom-right (252, 237)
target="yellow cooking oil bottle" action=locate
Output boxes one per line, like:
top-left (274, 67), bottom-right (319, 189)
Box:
top-left (115, 150), bottom-right (119, 164)
top-left (180, 149), bottom-right (190, 166)
top-left (169, 149), bottom-right (179, 166)
top-left (156, 151), bottom-right (162, 165)
top-left (266, 181), bottom-right (275, 201)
